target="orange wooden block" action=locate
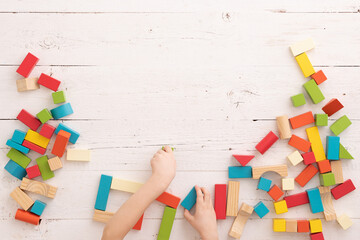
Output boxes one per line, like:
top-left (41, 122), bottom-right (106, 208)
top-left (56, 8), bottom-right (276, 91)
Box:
top-left (288, 134), bottom-right (311, 152)
top-left (268, 185), bottom-right (284, 201)
top-left (51, 130), bottom-right (71, 157)
top-left (311, 70), bottom-right (327, 85)
top-left (297, 220), bottom-right (310, 232)
top-left (156, 192), bottom-right (181, 209)
top-left (289, 111), bottom-right (314, 129)
top-left (317, 160), bottom-right (331, 174)
top-left (132, 214), bottom-right (144, 230)
top-left (295, 164), bottom-right (318, 187)
top-left (15, 209), bottom-right (40, 225)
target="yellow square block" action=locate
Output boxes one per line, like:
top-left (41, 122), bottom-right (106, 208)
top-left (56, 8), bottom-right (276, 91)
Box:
top-left (274, 200), bottom-right (288, 214)
top-left (309, 219), bottom-right (322, 233)
top-left (337, 214), bottom-right (353, 230)
top-left (273, 218), bottom-right (286, 232)
top-left (306, 126), bottom-right (326, 162)
top-left (295, 52), bottom-right (315, 77)
top-left (25, 129), bottom-right (50, 148)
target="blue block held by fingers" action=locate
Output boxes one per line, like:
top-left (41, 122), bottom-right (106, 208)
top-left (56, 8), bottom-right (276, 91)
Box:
top-left (181, 186), bottom-right (197, 211)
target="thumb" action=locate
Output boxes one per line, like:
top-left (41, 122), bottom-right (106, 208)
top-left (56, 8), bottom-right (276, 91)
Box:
top-left (183, 209), bottom-right (194, 223)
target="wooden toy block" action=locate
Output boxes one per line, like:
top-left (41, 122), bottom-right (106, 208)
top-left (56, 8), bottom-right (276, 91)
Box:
top-left (158, 206), bottom-right (176, 240)
top-left (311, 70), bottom-right (327, 85)
top-left (273, 218), bottom-right (286, 232)
top-left (52, 91), bottom-right (66, 104)
top-left (290, 38), bottom-right (315, 56)
top-left (320, 173), bottom-right (336, 186)
top-left (22, 140), bottom-right (46, 155)
top-left (26, 165), bottom-right (41, 179)
top-left (330, 115), bottom-right (352, 136)
top-left (66, 149), bottom-right (91, 161)
top-left (17, 109), bottom-right (41, 131)
top-left (288, 135), bottom-right (311, 152)
top-left (291, 93), bottom-right (306, 107)
top-left (282, 178), bottom-right (294, 191)
top-left (276, 115), bottom-right (292, 139)
top-left (317, 160), bottom-right (331, 174)
top-left (48, 156), bottom-right (63, 171)
top-left (4, 160), bottom-right (27, 180)
top-left (214, 184), bottom-right (226, 219)
top-left (15, 209), bottom-right (40, 225)
top-left (6, 139), bottom-right (29, 154)
top-left (339, 143), bottom-right (353, 159)
top-left (10, 187), bottom-right (34, 211)
top-left (302, 152), bottom-right (316, 165)
top-left (253, 201), bottom-right (269, 218)
top-left (51, 130), bottom-right (71, 157)
top-left (226, 181), bottom-right (240, 216)
top-left (337, 214), bottom-right (353, 230)
top-left (228, 203), bottom-right (253, 238)
top-left (95, 174), bottom-right (112, 211)
top-left (252, 165), bottom-right (288, 179)
top-left (228, 166), bottom-right (252, 178)
top-left (12, 129), bottom-right (26, 144)
top-left (232, 155), bottom-right (254, 166)
top-left (286, 219), bottom-right (297, 233)
top-left (306, 126), bottom-right (326, 162)
top-left (7, 148), bottom-right (31, 169)
top-left (16, 52), bottom-right (39, 77)
top-left (303, 79), bottom-right (325, 104)
top-left (327, 136), bottom-right (340, 160)
top-left (287, 150), bottom-right (303, 166)
top-left (156, 192), bottom-right (181, 209)
top-left (55, 123), bottom-right (80, 144)
top-left (93, 209), bottom-right (114, 223)
top-left (30, 200), bottom-right (46, 216)
top-left (132, 214), bottom-right (144, 230)
top-left (273, 200), bottom-right (288, 214)
top-left (309, 219), bottom-right (322, 233)
top-left (36, 108), bottom-right (52, 124)
top-left (295, 164), bottom-right (319, 187)
top-left (315, 113), bottom-right (328, 126)
top-left (38, 73), bottom-right (61, 91)
top-left (258, 177), bottom-right (272, 191)
top-left (255, 131), bottom-right (278, 154)
top-left (295, 52), bottom-right (315, 77)
top-left (36, 155), bottom-right (54, 180)
top-left (181, 186), bottom-right (197, 211)
top-left (322, 98), bottom-right (343, 117)
top-left (50, 103), bottom-right (74, 119)
top-left (20, 178), bottom-right (57, 198)
top-left (284, 192), bottom-right (309, 208)
top-left (318, 186), bottom-right (336, 221)
top-left (331, 160), bottom-right (344, 184)
top-left (267, 185), bottom-right (284, 201)
top-left (39, 123), bottom-right (56, 139)
top-left (331, 179), bottom-right (356, 200)
top-left (297, 220), bottom-right (309, 232)
top-left (110, 178), bottom-right (143, 193)
top-left (25, 129), bottom-right (50, 149)
top-left (310, 232), bottom-right (324, 240)
top-left (16, 77), bottom-right (40, 92)
top-left (306, 188), bottom-right (324, 213)
top-left (289, 111), bottom-right (314, 129)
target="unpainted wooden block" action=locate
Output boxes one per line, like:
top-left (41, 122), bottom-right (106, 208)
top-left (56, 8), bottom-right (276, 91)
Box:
top-left (287, 151), bottom-right (303, 166)
top-left (110, 178), bottom-right (143, 193)
top-left (48, 156), bottom-right (63, 171)
top-left (252, 165), bottom-right (288, 179)
top-left (16, 78), bottom-right (40, 92)
top-left (10, 187), bottom-right (34, 211)
top-left (290, 38), bottom-right (315, 56)
top-left (228, 203), bottom-right (253, 238)
top-left (276, 115), bottom-right (292, 139)
top-left (282, 178), bottom-right (295, 191)
top-left (337, 214), bottom-right (353, 230)
top-left (331, 160), bottom-right (344, 184)
top-left (93, 209), bottom-right (114, 223)
top-left (67, 149), bottom-right (91, 161)
top-left (20, 177), bottom-right (57, 199)
top-left (226, 181), bottom-right (240, 216)
top-left (318, 186), bottom-right (336, 221)
top-left (286, 219), bottom-right (297, 232)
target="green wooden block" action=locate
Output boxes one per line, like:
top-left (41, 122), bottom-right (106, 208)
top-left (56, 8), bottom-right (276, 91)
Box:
top-left (291, 93), bottom-right (306, 107)
top-left (52, 91), bottom-right (66, 104)
top-left (7, 148), bottom-right (31, 168)
top-left (339, 143), bottom-right (353, 159)
top-left (303, 79), bottom-right (325, 104)
top-left (36, 155), bottom-right (55, 180)
top-left (157, 206), bottom-right (176, 240)
top-left (315, 114), bottom-right (328, 126)
top-left (36, 109), bottom-right (52, 124)
top-left (319, 173), bottom-right (336, 186)
top-left (330, 115), bottom-right (352, 136)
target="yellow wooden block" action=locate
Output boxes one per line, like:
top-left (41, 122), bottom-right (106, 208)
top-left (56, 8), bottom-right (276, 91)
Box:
top-left (337, 214), bottom-right (353, 230)
top-left (306, 127), bottom-right (326, 162)
top-left (66, 149), bottom-right (91, 161)
top-left (309, 219), bottom-right (322, 233)
top-left (24, 129), bottom-right (50, 148)
top-left (10, 187), bottom-right (34, 211)
top-left (295, 52), bottom-right (315, 77)
top-left (110, 178), bottom-right (143, 193)
top-left (274, 200), bottom-right (288, 214)
top-left (273, 218), bottom-right (286, 232)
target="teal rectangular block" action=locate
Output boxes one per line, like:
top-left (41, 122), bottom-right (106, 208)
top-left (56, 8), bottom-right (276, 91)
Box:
top-left (303, 79), bottom-right (325, 104)
top-left (95, 174), bottom-right (113, 211)
top-left (50, 103), bottom-right (74, 119)
top-left (228, 166), bottom-right (252, 178)
top-left (12, 129), bottom-right (26, 144)
top-left (4, 160), bottom-right (27, 180)
top-left (55, 123), bottom-right (80, 144)
top-left (330, 115), bottom-right (352, 136)
top-left (6, 139), bottom-right (29, 154)
top-left (30, 200), bottom-right (47, 216)
top-left (327, 136), bottom-right (340, 160)
top-left (306, 188), bottom-right (324, 213)
top-left (157, 206), bottom-right (177, 240)
top-left (7, 148), bottom-right (31, 169)
top-left (181, 186), bottom-right (196, 210)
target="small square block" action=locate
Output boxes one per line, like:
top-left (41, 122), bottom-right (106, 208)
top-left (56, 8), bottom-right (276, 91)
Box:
top-left (48, 156), bottom-right (63, 171)
top-left (291, 93), bottom-right (306, 107)
top-left (282, 178), bottom-right (294, 191)
top-left (268, 185), bottom-right (284, 201)
top-left (309, 219), bottom-right (322, 233)
top-left (311, 70), bottom-right (327, 85)
top-left (317, 160), bottom-right (331, 173)
top-left (274, 200), bottom-right (288, 214)
top-left (319, 173), bottom-right (336, 186)
top-left (39, 123), bottom-right (56, 139)
top-left (302, 152), bottom-right (316, 165)
top-left (315, 114), bottom-right (328, 126)
top-left (311, 232), bottom-right (325, 240)
top-left (337, 214), bottom-right (353, 230)
top-left (36, 109), bottom-right (52, 124)
top-left (26, 165), bottom-right (41, 179)
top-left (286, 219), bottom-right (297, 233)
top-left (297, 220), bottom-right (309, 232)
top-left (273, 219), bottom-right (286, 232)
top-left (258, 177), bottom-right (272, 191)
top-left (287, 150), bottom-right (303, 166)
top-left (30, 200), bottom-right (46, 216)
top-left (52, 91), bottom-right (66, 104)
top-left (254, 201), bottom-right (269, 218)
top-left (12, 129), bottom-right (27, 144)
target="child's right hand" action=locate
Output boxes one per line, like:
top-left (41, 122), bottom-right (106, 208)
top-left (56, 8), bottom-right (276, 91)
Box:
top-left (184, 186), bottom-right (219, 240)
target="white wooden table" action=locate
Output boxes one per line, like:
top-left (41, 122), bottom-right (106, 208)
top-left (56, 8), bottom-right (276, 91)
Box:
top-left (0, 1), bottom-right (359, 239)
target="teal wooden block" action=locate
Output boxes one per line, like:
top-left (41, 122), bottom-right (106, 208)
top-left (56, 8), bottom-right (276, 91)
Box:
top-left (50, 103), bottom-right (74, 119)
top-left (327, 136), bottom-right (340, 160)
top-left (306, 188), bottom-right (324, 213)
top-left (95, 174), bottom-right (112, 211)
top-left (36, 108), bottom-right (52, 124)
top-left (257, 177), bottom-right (272, 191)
top-left (315, 114), bottom-right (328, 126)
top-left (6, 139), bottom-right (29, 154)
top-left (303, 79), bottom-right (325, 104)
top-left (319, 173), bottom-right (336, 186)
top-left (30, 200), bottom-right (46, 216)
top-left (36, 155), bottom-right (54, 181)
top-left (228, 166), bottom-right (252, 178)
top-left (254, 201), bottom-right (269, 218)
top-left (55, 123), bottom-right (80, 144)
top-left (157, 206), bottom-right (177, 240)
top-left (291, 93), bottom-right (306, 107)
top-left (12, 129), bottom-right (26, 144)
top-left (52, 91), bottom-right (66, 104)
top-left (4, 160), bottom-right (27, 180)
top-left (181, 186), bottom-right (196, 210)
top-left (6, 148), bottom-right (31, 169)
top-left (330, 115), bottom-right (352, 136)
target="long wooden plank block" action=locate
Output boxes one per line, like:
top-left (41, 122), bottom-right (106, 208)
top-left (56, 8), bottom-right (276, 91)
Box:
top-left (228, 203), bottom-right (254, 238)
top-left (226, 181), bottom-right (240, 216)
top-left (318, 186), bottom-right (336, 221)
top-left (10, 187), bottom-right (34, 211)
top-left (252, 165), bottom-right (288, 179)
top-left (20, 177), bottom-right (57, 199)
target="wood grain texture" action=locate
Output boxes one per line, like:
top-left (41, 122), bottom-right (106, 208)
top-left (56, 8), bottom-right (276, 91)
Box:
top-left (93, 210), bottom-right (114, 223)
top-left (20, 178), bottom-right (58, 199)
top-left (252, 165), bottom-right (288, 179)
top-left (228, 203), bottom-right (254, 238)
top-left (331, 160), bottom-right (344, 184)
top-left (10, 187), bottom-right (34, 211)
top-left (48, 156), bottom-right (63, 171)
top-left (318, 186), bottom-right (336, 221)
top-left (226, 181), bottom-right (240, 217)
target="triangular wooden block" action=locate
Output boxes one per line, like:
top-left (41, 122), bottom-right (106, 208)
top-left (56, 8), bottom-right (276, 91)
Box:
top-left (339, 144), bottom-right (353, 159)
top-left (233, 155), bottom-right (255, 166)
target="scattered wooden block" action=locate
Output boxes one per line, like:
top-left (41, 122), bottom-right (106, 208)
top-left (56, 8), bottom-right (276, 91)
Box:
top-left (51, 130), bottom-right (71, 157)
top-left (330, 115), bottom-right (352, 136)
top-left (286, 219), bottom-right (297, 233)
top-left (289, 111), bottom-right (314, 129)
top-left (15, 209), bottom-right (40, 225)
top-left (319, 173), bottom-right (336, 187)
top-left (267, 185), bottom-right (284, 201)
top-left (50, 103), bottom-right (74, 119)
top-left (4, 160), bottom-right (27, 180)
top-left (30, 200), bottom-right (46, 216)
top-left (276, 115), bottom-right (292, 139)
top-left (290, 38), bottom-right (315, 56)
top-left (303, 79), bottom-right (325, 104)
top-left (284, 192), bottom-right (309, 208)
top-left (295, 52), bottom-right (315, 77)
top-left (25, 129), bottom-right (50, 149)
top-left (228, 166), bottom-right (252, 178)
top-left (48, 156), bottom-right (63, 171)
top-left (214, 184), bottom-right (227, 219)
top-left (7, 148), bottom-right (31, 169)
top-left (306, 126), bottom-right (326, 162)
top-left (318, 186), bottom-right (336, 221)
top-left (232, 155), bottom-right (254, 166)
top-left (10, 187), bottom-right (34, 211)
top-left (311, 70), bottom-right (327, 85)
top-left (181, 186), bottom-right (197, 211)
top-left (156, 192), bottom-right (181, 209)
top-left (22, 140), bottom-right (46, 155)
top-left (226, 181), bottom-right (240, 217)
top-left (322, 98), bottom-right (344, 117)
top-left (36, 108), bottom-right (52, 124)
top-left (36, 155), bottom-right (54, 180)
top-left (16, 78), bottom-right (40, 92)
top-left (26, 165), bottom-right (41, 179)
top-left (93, 209), bottom-right (114, 223)
top-left (288, 134), bottom-right (311, 152)
top-left (257, 177), bottom-right (272, 191)
top-left (6, 139), bottom-right (29, 154)
top-left (309, 219), bottom-right (322, 233)
top-left (252, 165), bottom-right (288, 179)
top-left (327, 136), bottom-right (340, 160)
top-left (55, 123), bottom-right (80, 144)
top-left (297, 220), bottom-right (310, 232)
top-left (310, 232), bottom-right (324, 240)
top-left (16, 52), bottom-right (39, 77)
top-left (306, 188), bottom-right (324, 214)
top-left (17, 109), bottom-right (41, 131)
top-left (158, 206), bottom-right (177, 239)
top-left (66, 149), bottom-right (91, 161)
top-left (132, 213), bottom-right (144, 231)
top-left (295, 164), bottom-right (319, 187)
top-left (229, 203), bottom-right (253, 238)
top-left (317, 160), bottom-right (331, 174)
top-left (315, 113), bottom-right (328, 126)
top-left (273, 200), bottom-right (288, 214)
top-left (255, 131), bottom-right (279, 154)
top-left (331, 160), bottom-right (344, 184)
top-left (291, 93), bottom-right (306, 107)
top-left (331, 179), bottom-right (356, 200)
top-left (302, 152), bottom-right (316, 165)
top-left (273, 218), bottom-right (286, 232)
top-left (12, 129), bottom-right (26, 144)
top-left (39, 123), bottom-right (56, 139)
top-left (339, 143), bottom-right (353, 159)
top-left (282, 178), bottom-right (294, 191)
top-left (94, 175), bottom-right (112, 211)
top-left (253, 201), bottom-right (269, 218)
top-left (20, 178), bottom-right (57, 199)
top-left (337, 214), bottom-right (353, 230)
top-left (52, 91), bottom-right (66, 104)
top-left (38, 73), bottom-right (61, 91)
top-left (110, 178), bottom-right (143, 193)
top-left (287, 150), bottom-right (303, 166)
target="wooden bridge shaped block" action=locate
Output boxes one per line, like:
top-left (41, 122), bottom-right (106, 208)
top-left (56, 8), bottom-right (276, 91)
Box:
top-left (10, 187), bottom-right (34, 211)
top-left (252, 165), bottom-right (288, 179)
top-left (228, 203), bottom-right (253, 238)
top-left (20, 177), bottom-right (57, 199)
top-left (318, 186), bottom-right (336, 221)
top-left (226, 181), bottom-right (240, 217)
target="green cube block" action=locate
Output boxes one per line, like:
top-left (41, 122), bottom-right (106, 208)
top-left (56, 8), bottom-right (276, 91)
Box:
top-left (339, 143), bottom-right (353, 159)
top-left (319, 173), bottom-right (336, 186)
top-left (303, 79), bottom-right (325, 104)
top-left (291, 93), bottom-right (306, 107)
top-left (36, 155), bottom-right (55, 180)
top-left (52, 91), bottom-right (66, 104)
top-left (316, 114), bottom-right (328, 126)
top-left (7, 148), bottom-right (31, 168)
top-left (157, 206), bottom-right (176, 240)
top-left (36, 109), bottom-right (52, 124)
top-left (330, 115), bottom-right (352, 136)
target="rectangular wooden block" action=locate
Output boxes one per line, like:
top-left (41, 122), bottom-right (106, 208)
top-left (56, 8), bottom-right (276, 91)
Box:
top-left (331, 179), bottom-right (356, 200)
top-left (55, 123), bottom-right (80, 144)
top-left (22, 140), bottom-right (46, 155)
top-left (295, 164), bottom-right (318, 187)
top-left (12, 129), bottom-right (26, 144)
top-left (180, 186), bottom-right (196, 211)
top-left (156, 192), bottom-right (181, 209)
top-left (93, 209), bottom-right (144, 230)
top-left (331, 160), bottom-right (344, 184)
top-left (284, 192), bottom-right (309, 208)
top-left (322, 98), bottom-right (344, 117)
top-left (16, 52), bottom-right (39, 77)
top-left (337, 214), bottom-right (353, 230)
top-left (66, 149), bottom-right (91, 161)
top-left (10, 187), bottom-right (34, 211)
top-left (48, 156), bottom-right (63, 171)
top-left (229, 203), bottom-right (253, 238)
top-left (16, 78), bottom-right (40, 92)
top-left (39, 123), bottom-right (56, 139)
top-left (295, 52), bottom-right (315, 77)
top-left (286, 219), bottom-right (297, 232)
top-left (95, 174), bottom-right (112, 211)
top-left (7, 148), bottom-right (31, 169)
top-left (20, 177), bottom-right (57, 198)
top-left (51, 130), bottom-right (71, 157)
top-left (228, 166), bottom-right (252, 178)
top-left (255, 131), bottom-right (279, 154)
top-left (157, 206), bottom-right (176, 240)
top-left (327, 136), bottom-right (340, 160)
top-left (214, 184), bottom-right (227, 219)
top-left (289, 111), bottom-right (314, 129)
top-left (38, 73), bottom-right (61, 91)
top-left (330, 115), bottom-right (352, 136)
top-left (306, 126), bottom-right (326, 162)
top-left (50, 103), bottom-right (74, 119)
top-left (290, 38), bottom-right (315, 56)
top-left (252, 165), bottom-right (288, 179)
top-left (17, 109), bottom-right (41, 131)
top-left (226, 181), bottom-right (240, 216)
top-left (276, 115), bottom-right (292, 139)
top-left (318, 186), bottom-right (336, 221)
top-left (110, 178), bottom-right (143, 193)
top-left (288, 134), bottom-right (311, 152)
top-left (36, 155), bottom-right (55, 180)
top-left (4, 160), bottom-right (27, 180)
top-left (6, 139), bottom-right (30, 154)
top-left (303, 79), bottom-right (325, 104)
top-left (25, 129), bottom-right (50, 149)
top-left (306, 188), bottom-right (324, 213)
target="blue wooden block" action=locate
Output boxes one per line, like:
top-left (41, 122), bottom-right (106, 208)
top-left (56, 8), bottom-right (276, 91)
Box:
top-left (12, 129), bottom-right (26, 144)
top-left (257, 177), bottom-right (272, 191)
top-left (4, 160), bottom-right (27, 180)
top-left (95, 174), bottom-right (113, 211)
top-left (55, 123), bottom-right (80, 144)
top-left (306, 187), bottom-right (324, 213)
top-left (30, 200), bottom-right (47, 216)
top-left (254, 201), bottom-right (269, 218)
top-left (50, 103), bottom-right (74, 119)
top-left (181, 186), bottom-right (196, 210)
top-left (6, 139), bottom-right (29, 154)
top-left (228, 166), bottom-right (252, 178)
top-left (327, 136), bottom-right (340, 160)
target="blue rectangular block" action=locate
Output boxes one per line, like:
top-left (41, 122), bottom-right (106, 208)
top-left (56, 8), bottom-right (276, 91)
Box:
top-left (6, 139), bottom-right (29, 154)
top-left (50, 103), bottom-right (74, 119)
top-left (254, 201), bottom-right (269, 218)
top-left (4, 160), bottom-right (27, 180)
top-left (306, 187), bottom-right (324, 213)
top-left (12, 129), bottom-right (26, 144)
top-left (95, 174), bottom-right (113, 211)
top-left (327, 136), bottom-right (340, 160)
top-left (30, 200), bottom-right (47, 216)
top-left (55, 123), bottom-right (80, 144)
top-left (181, 186), bottom-right (196, 211)
top-left (228, 166), bottom-right (252, 178)
top-left (257, 177), bottom-right (272, 191)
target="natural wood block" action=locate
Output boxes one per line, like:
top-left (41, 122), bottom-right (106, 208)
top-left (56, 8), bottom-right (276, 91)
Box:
top-left (331, 160), bottom-right (344, 184)
top-left (226, 181), bottom-right (240, 216)
top-left (252, 165), bottom-right (288, 179)
top-left (10, 187), bottom-right (34, 211)
top-left (110, 178), bottom-right (143, 193)
top-left (318, 186), bottom-right (336, 221)
top-left (287, 151), bottom-right (303, 166)
top-left (228, 203), bottom-right (253, 238)
top-left (290, 38), bottom-right (315, 56)
top-left (48, 156), bottom-right (63, 171)
top-left (16, 78), bottom-right (40, 92)
top-left (276, 115), bottom-right (292, 139)
top-left (282, 178), bottom-right (295, 191)
top-left (20, 177), bottom-right (57, 199)
top-left (93, 209), bottom-right (114, 223)
top-left (337, 214), bottom-right (353, 230)
top-left (286, 219), bottom-right (297, 232)
top-left (66, 149), bottom-right (91, 161)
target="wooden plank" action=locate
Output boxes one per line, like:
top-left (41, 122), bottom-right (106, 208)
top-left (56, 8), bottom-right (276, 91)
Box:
top-left (252, 165), bottom-right (288, 179)
top-left (20, 178), bottom-right (57, 199)
top-left (331, 160), bottom-right (344, 184)
top-left (226, 181), bottom-right (240, 216)
top-left (318, 186), bottom-right (336, 221)
top-left (66, 149), bottom-right (91, 161)
top-left (228, 203), bottom-right (253, 238)
top-left (10, 187), bottom-right (34, 211)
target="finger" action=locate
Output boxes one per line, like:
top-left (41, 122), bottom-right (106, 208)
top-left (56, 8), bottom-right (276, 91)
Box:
top-left (201, 187), bottom-right (211, 204)
top-left (156, 149), bottom-right (164, 155)
top-left (163, 146), bottom-right (172, 153)
top-left (183, 209), bottom-right (194, 223)
top-left (195, 185), bottom-right (204, 203)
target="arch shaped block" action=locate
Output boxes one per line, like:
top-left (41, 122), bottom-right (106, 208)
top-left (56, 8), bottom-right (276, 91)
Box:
top-left (252, 165), bottom-right (288, 179)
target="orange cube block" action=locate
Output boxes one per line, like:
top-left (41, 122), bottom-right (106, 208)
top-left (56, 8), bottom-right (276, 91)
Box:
top-left (289, 111), bottom-right (314, 129)
top-left (295, 164), bottom-right (318, 187)
top-left (317, 160), bottom-right (331, 174)
top-left (51, 130), bottom-right (71, 157)
top-left (297, 220), bottom-right (310, 232)
top-left (288, 134), bottom-right (311, 152)
top-left (311, 70), bottom-right (327, 85)
top-left (268, 184), bottom-right (284, 201)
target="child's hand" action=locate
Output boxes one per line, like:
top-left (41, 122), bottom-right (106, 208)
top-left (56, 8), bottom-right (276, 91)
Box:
top-left (184, 186), bottom-right (218, 240)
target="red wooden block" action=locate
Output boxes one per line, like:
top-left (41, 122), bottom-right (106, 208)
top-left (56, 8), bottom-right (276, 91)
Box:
top-left (16, 109), bottom-right (41, 131)
top-left (233, 155), bottom-right (255, 166)
top-left (317, 160), bottom-right (331, 174)
top-left (15, 209), bottom-right (40, 225)
top-left (255, 131), bottom-right (279, 154)
top-left (22, 140), bottom-right (46, 155)
top-left (297, 220), bottom-right (310, 232)
top-left (132, 214), bottom-right (144, 230)
top-left (288, 134), bottom-right (311, 152)
top-left (156, 192), bottom-right (181, 209)
top-left (284, 192), bottom-right (309, 208)
top-left (214, 184), bottom-right (227, 219)
top-left (39, 123), bottom-right (56, 139)
top-left (311, 70), bottom-right (327, 85)
top-left (26, 165), bottom-right (41, 179)
top-left (302, 152), bottom-right (316, 165)
top-left (331, 179), bottom-right (356, 200)
top-left (51, 130), bottom-right (71, 157)
top-left (289, 111), bottom-right (314, 129)
top-left (38, 73), bottom-right (61, 91)
top-left (267, 184), bottom-right (284, 201)
top-left (16, 53), bottom-right (39, 78)
top-left (310, 232), bottom-right (324, 240)
top-left (295, 164), bottom-right (318, 187)
top-left (322, 98), bottom-right (344, 117)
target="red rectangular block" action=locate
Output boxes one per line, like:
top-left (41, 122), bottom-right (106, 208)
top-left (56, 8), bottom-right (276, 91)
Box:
top-left (288, 134), bottom-right (311, 152)
top-left (310, 232), bottom-right (324, 240)
top-left (132, 214), bottom-right (144, 230)
top-left (39, 123), bottom-right (56, 139)
top-left (295, 164), bottom-right (318, 187)
top-left (289, 111), bottom-right (314, 129)
top-left (331, 179), bottom-right (356, 200)
top-left (255, 131), bottom-right (279, 154)
top-left (302, 152), bottom-right (316, 165)
top-left (22, 140), bottom-right (46, 155)
top-left (233, 155), bottom-right (255, 166)
top-left (38, 73), bottom-right (61, 91)
top-left (51, 130), bottom-right (70, 157)
top-left (214, 184), bottom-right (227, 219)
top-left (16, 53), bottom-right (39, 78)
top-left (322, 98), bottom-right (344, 117)
top-left (156, 192), bottom-right (181, 209)
top-left (284, 192), bottom-right (309, 208)
top-left (17, 109), bottom-right (41, 131)
top-left (26, 165), bottom-right (41, 179)
top-left (311, 70), bottom-right (327, 85)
